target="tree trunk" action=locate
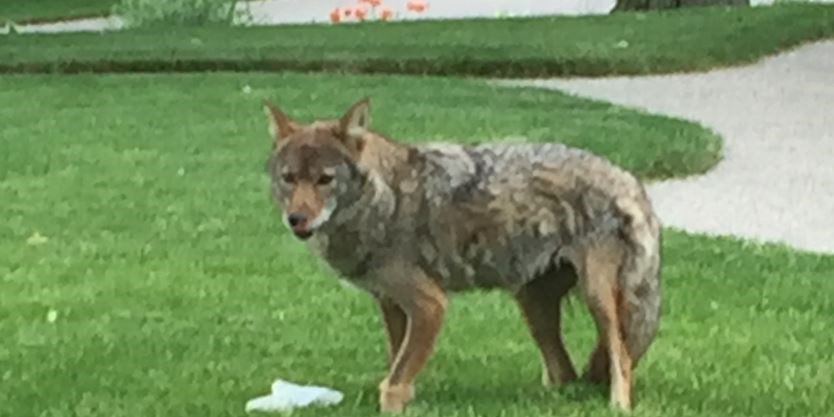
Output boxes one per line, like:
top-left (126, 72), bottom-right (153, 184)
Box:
top-left (612, 0), bottom-right (749, 12)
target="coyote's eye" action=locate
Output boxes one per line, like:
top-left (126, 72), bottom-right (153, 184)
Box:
top-left (282, 173), bottom-right (296, 184)
top-left (317, 174), bottom-right (334, 186)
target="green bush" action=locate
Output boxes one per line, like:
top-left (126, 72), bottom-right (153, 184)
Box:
top-left (113, 0), bottom-right (240, 27)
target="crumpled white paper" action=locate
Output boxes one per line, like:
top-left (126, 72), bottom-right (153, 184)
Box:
top-left (245, 379), bottom-right (344, 413)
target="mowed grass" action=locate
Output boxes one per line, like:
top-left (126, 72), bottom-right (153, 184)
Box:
top-left (0, 73), bottom-right (720, 180)
top-left (0, 0), bottom-right (117, 23)
top-left (1, 73), bottom-right (832, 417)
top-left (2, 4), bottom-right (834, 76)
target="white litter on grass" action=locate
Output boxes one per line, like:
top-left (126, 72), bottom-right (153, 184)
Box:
top-left (46, 309), bottom-right (59, 323)
top-left (26, 231), bottom-right (49, 246)
top-left (245, 379), bottom-right (343, 413)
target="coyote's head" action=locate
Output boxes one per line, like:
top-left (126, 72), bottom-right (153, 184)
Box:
top-left (263, 97), bottom-right (370, 240)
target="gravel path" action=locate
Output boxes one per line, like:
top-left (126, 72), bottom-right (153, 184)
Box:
top-left (506, 40), bottom-right (834, 254)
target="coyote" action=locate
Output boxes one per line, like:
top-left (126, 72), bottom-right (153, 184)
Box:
top-left (262, 97), bottom-right (662, 413)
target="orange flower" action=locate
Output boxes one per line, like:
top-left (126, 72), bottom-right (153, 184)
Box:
top-left (362, 0), bottom-right (382, 6)
top-left (354, 3), bottom-right (369, 20)
top-left (380, 6), bottom-right (393, 20)
top-left (406, 0), bottom-right (427, 12)
top-left (329, 7), bottom-right (341, 23)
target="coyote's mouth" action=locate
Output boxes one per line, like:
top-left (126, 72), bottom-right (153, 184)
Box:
top-left (293, 229), bottom-right (314, 240)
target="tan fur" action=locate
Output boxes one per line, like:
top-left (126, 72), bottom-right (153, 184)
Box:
top-left (262, 98), bottom-right (663, 413)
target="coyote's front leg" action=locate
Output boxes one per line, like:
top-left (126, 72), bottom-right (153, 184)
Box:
top-left (374, 262), bottom-right (448, 413)
top-left (378, 298), bottom-right (407, 367)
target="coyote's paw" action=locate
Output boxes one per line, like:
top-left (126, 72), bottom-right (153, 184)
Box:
top-left (378, 379), bottom-right (414, 413)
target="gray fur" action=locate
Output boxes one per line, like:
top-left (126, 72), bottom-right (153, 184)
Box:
top-left (272, 137), bottom-right (662, 362)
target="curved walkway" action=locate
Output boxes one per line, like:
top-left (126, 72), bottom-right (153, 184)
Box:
top-left (506, 40), bottom-right (834, 254)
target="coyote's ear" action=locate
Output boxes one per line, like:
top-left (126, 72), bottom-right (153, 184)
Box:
top-left (339, 97), bottom-right (370, 138)
top-left (263, 99), bottom-right (297, 142)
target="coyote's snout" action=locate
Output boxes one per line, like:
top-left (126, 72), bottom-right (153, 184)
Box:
top-left (264, 98), bottom-right (369, 240)
top-left (262, 97), bottom-right (662, 413)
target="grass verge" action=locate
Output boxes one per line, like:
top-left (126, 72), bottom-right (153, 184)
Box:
top-left (1, 73), bottom-right (830, 417)
top-left (1, 4), bottom-right (833, 77)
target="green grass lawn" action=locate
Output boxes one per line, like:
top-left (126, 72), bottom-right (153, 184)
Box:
top-left (0, 73), bottom-right (719, 180)
top-left (0, 0), bottom-right (117, 23)
top-left (1, 73), bottom-right (832, 417)
top-left (2, 4), bottom-right (834, 76)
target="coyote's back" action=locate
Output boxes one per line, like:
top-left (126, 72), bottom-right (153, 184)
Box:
top-left (414, 140), bottom-right (662, 363)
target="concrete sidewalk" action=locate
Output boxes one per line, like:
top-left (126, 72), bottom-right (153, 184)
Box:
top-left (240, 0), bottom-right (615, 25)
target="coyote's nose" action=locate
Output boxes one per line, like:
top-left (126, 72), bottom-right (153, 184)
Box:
top-left (287, 212), bottom-right (313, 240)
top-left (287, 213), bottom-right (307, 228)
